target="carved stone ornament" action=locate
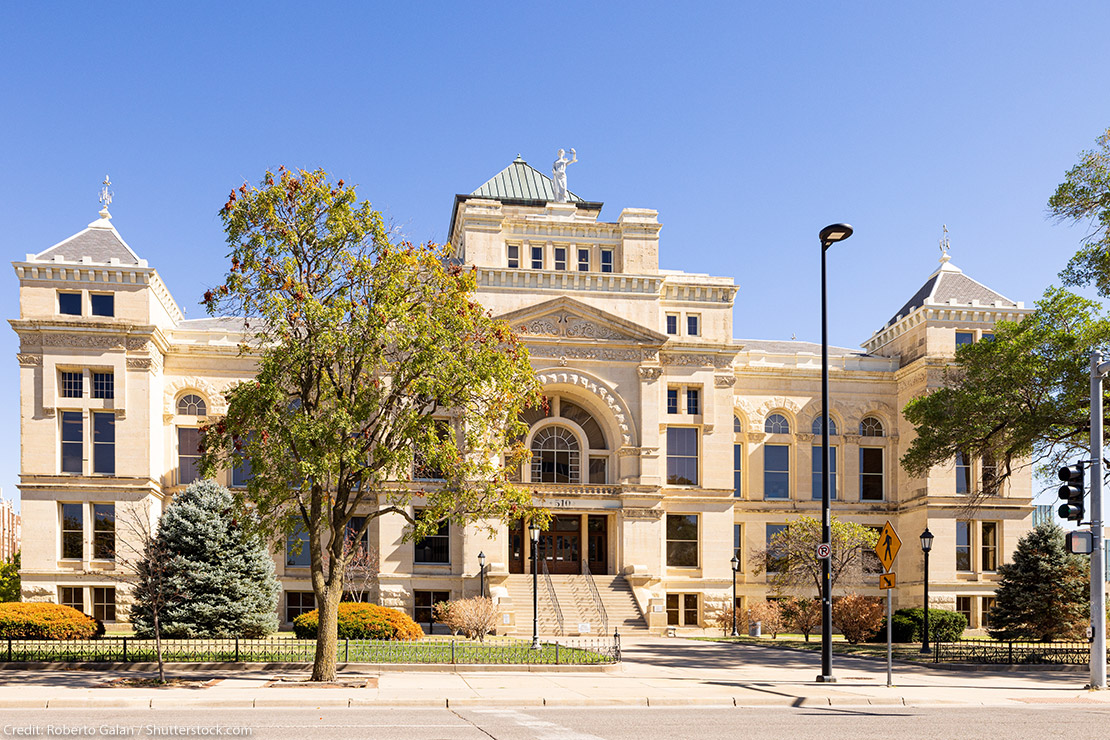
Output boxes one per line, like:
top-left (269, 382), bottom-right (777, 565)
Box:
top-left (843, 433), bottom-right (861, 443)
top-left (622, 508), bottom-right (664, 521)
top-left (796, 433), bottom-right (814, 442)
top-left (714, 375), bottom-right (736, 388)
top-left (518, 312), bottom-right (634, 341)
top-left (702, 424), bottom-right (714, 435)
top-left (16, 354), bottom-right (42, 366)
top-left (536, 370), bottom-right (633, 445)
top-left (661, 353), bottom-right (715, 367)
top-left (127, 358), bottom-right (154, 370)
top-left (526, 344), bottom-right (641, 362)
top-left (617, 446), bottom-right (643, 458)
top-left (638, 366), bottom-right (663, 381)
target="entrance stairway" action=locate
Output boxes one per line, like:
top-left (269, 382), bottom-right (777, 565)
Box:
top-left (503, 573), bottom-right (647, 636)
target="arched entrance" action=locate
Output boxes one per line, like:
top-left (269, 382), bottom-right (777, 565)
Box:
top-left (508, 514), bottom-right (610, 575)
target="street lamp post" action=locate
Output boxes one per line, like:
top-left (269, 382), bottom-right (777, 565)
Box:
top-left (920, 528), bottom-right (934, 654)
top-left (730, 555), bottom-right (740, 637)
top-left (529, 522), bottom-right (541, 650)
top-left (817, 223), bottom-right (853, 683)
top-left (478, 551), bottom-right (486, 599)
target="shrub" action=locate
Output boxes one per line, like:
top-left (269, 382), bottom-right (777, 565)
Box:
top-left (437, 598), bottom-right (500, 642)
top-left (782, 598), bottom-right (821, 642)
top-left (832, 593), bottom-right (884, 644)
top-left (0, 603), bottom-right (99, 640)
top-left (749, 600), bottom-right (784, 638)
top-left (292, 602), bottom-right (424, 640)
top-left (871, 608), bottom-right (967, 643)
top-left (710, 606), bottom-right (747, 635)
top-left (432, 601), bottom-right (459, 635)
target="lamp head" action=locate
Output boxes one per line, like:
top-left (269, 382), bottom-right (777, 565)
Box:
top-left (920, 527), bottom-right (934, 553)
top-left (819, 223), bottom-right (854, 249)
top-left (478, 551), bottom-right (486, 566)
top-left (730, 555), bottom-right (740, 572)
top-left (529, 522), bottom-right (540, 542)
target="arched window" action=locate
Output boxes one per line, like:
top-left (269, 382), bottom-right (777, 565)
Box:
top-left (734, 415), bottom-right (743, 434)
top-left (860, 417), bottom-right (885, 437)
top-left (764, 413), bottom-right (790, 435)
top-left (811, 416), bottom-right (838, 436)
top-left (530, 426), bottom-right (580, 483)
top-left (177, 394), bottom-right (207, 416)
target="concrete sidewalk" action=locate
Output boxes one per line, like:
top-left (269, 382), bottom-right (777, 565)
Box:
top-left (0, 637), bottom-right (1107, 709)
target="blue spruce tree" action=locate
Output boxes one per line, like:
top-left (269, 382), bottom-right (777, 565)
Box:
top-left (131, 480), bottom-right (279, 638)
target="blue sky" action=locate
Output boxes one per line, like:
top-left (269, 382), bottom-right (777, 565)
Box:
top-left (2, 2), bottom-right (1109, 511)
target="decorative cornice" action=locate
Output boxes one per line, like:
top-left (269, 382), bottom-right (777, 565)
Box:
top-left (622, 507), bottom-right (664, 521)
top-left (661, 353), bottom-right (732, 368)
top-left (16, 354), bottom-right (42, 367)
top-left (526, 344), bottom-right (645, 362)
top-left (714, 375), bottom-right (736, 388)
top-left (617, 446), bottom-right (642, 457)
top-left (638, 366), bottom-right (663, 381)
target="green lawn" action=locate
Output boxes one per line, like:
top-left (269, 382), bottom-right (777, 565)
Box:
top-left (695, 635), bottom-right (933, 661)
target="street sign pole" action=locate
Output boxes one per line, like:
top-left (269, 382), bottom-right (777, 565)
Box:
top-left (886, 586), bottom-right (892, 687)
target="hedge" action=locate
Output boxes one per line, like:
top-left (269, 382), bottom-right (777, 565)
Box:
top-left (292, 603), bottom-right (424, 640)
top-left (0, 603), bottom-right (100, 640)
top-left (868, 607), bottom-right (967, 643)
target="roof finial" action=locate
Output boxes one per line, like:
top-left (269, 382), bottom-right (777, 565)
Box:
top-left (939, 224), bottom-right (951, 263)
top-left (98, 175), bottom-right (113, 219)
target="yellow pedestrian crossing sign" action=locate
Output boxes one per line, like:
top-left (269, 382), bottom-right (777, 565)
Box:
top-left (875, 521), bottom-right (901, 572)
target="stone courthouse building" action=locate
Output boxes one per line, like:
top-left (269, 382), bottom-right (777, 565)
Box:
top-left (12, 157), bottom-right (1033, 634)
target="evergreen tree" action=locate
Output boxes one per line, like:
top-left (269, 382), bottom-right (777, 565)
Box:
top-left (131, 481), bottom-right (279, 638)
top-left (988, 523), bottom-right (1088, 641)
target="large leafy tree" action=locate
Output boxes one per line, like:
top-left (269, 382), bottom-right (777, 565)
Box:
top-left (1054, 127), bottom-right (1110, 297)
top-left (988, 523), bottom-right (1089, 641)
top-left (199, 168), bottom-right (540, 681)
top-left (750, 516), bottom-right (879, 596)
top-left (0, 552), bottom-right (19, 602)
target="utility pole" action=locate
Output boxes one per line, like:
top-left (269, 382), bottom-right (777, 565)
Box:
top-left (1090, 351), bottom-right (1109, 690)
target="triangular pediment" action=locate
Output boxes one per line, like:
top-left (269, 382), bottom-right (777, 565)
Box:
top-left (497, 297), bottom-right (668, 345)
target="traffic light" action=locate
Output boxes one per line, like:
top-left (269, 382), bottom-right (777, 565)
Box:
top-left (1058, 464), bottom-right (1085, 522)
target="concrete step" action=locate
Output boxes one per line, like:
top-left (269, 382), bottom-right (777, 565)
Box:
top-left (502, 573), bottom-right (648, 636)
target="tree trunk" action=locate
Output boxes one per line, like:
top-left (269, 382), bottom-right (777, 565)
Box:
top-left (153, 609), bottom-right (165, 684)
top-left (311, 585), bottom-right (340, 682)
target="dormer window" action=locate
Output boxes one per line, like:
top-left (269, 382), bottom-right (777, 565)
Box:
top-left (90, 294), bottom-right (114, 317)
top-left (59, 292), bottom-right (81, 316)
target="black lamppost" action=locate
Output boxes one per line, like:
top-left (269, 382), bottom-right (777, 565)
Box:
top-left (478, 551), bottom-right (486, 599)
top-left (920, 527), bottom-right (934, 654)
top-left (529, 521), bottom-right (541, 650)
top-left (730, 555), bottom-right (740, 637)
top-left (818, 223), bottom-right (853, 684)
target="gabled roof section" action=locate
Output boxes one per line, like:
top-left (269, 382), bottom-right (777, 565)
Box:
top-left (472, 155), bottom-right (584, 203)
top-left (882, 260), bottom-right (1018, 329)
top-left (497, 296), bottom-right (669, 345)
top-left (32, 208), bottom-right (143, 266)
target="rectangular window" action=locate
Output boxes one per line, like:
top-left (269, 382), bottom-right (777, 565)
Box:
top-left (687, 315), bottom-right (700, 336)
top-left (686, 389), bottom-right (700, 415)
top-left (860, 448), bottom-right (884, 501)
top-left (733, 444), bottom-right (742, 498)
top-left (178, 427), bottom-right (202, 485)
top-left (285, 591), bottom-right (315, 623)
top-left (588, 456), bottom-right (607, 484)
top-left (414, 511), bottom-right (450, 564)
top-left (666, 388), bottom-right (679, 414)
top-left (981, 596), bottom-right (996, 628)
top-left (61, 503), bottom-right (83, 559)
top-left (59, 292), bottom-right (82, 316)
top-left (413, 589), bottom-right (451, 628)
top-left (763, 445), bottom-right (789, 499)
top-left (90, 294), bottom-right (114, 317)
top-left (600, 249), bottom-right (613, 273)
top-left (92, 412), bottom-right (115, 475)
top-left (955, 450), bottom-right (971, 494)
top-left (286, 525), bottom-right (311, 568)
top-left (734, 523), bottom-right (743, 563)
top-left (232, 455), bottom-right (253, 487)
top-left (665, 593), bottom-right (699, 626)
top-left (666, 427), bottom-right (698, 486)
top-left (531, 246), bottom-right (543, 270)
top-left (765, 524), bottom-right (787, 573)
top-left (92, 587), bottom-right (116, 621)
top-left (981, 454), bottom-right (997, 495)
top-left (577, 248), bottom-right (590, 271)
top-left (981, 521), bottom-right (998, 571)
top-left (59, 586), bottom-right (83, 612)
top-left (60, 371), bottom-right (83, 398)
top-left (92, 372), bottom-right (114, 400)
top-left (811, 446), bottom-right (837, 500)
top-left (507, 245), bottom-right (519, 268)
top-left (554, 247), bottom-right (567, 270)
top-left (981, 332), bottom-right (994, 342)
top-left (955, 331), bottom-right (974, 347)
top-left (665, 313), bottom-right (678, 335)
top-left (956, 521), bottom-right (971, 571)
top-left (92, 503), bottom-right (115, 560)
top-left (666, 514), bottom-right (698, 567)
top-left (61, 411), bottom-right (83, 474)
top-left (956, 596), bottom-right (972, 626)
top-left (345, 516), bottom-right (370, 555)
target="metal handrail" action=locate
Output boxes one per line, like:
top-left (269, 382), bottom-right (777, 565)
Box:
top-left (541, 558), bottom-right (565, 636)
top-left (582, 560), bottom-right (609, 636)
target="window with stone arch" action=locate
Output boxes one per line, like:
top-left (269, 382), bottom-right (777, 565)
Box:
top-left (734, 415), bottom-right (743, 434)
top-left (811, 415), bottom-right (838, 436)
top-left (525, 394), bottom-right (611, 484)
top-left (764, 413), bottom-right (791, 435)
top-left (177, 393), bottom-right (207, 416)
top-left (860, 417), bottom-right (885, 437)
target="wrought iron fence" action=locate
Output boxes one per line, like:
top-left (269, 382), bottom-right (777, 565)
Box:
top-left (934, 639), bottom-right (1098, 665)
top-left (1, 634), bottom-right (620, 665)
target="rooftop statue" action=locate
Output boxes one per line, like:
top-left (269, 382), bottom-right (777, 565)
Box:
top-left (552, 148), bottom-right (577, 203)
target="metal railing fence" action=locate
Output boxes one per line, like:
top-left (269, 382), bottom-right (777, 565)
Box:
top-left (934, 639), bottom-right (1101, 665)
top-left (541, 559), bottom-right (566, 636)
top-left (582, 560), bottom-right (609, 636)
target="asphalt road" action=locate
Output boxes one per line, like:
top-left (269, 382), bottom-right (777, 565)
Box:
top-left (3, 706), bottom-right (1110, 740)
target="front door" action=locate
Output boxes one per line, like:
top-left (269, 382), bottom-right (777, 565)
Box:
top-left (587, 515), bottom-right (608, 575)
top-left (539, 514), bottom-right (581, 574)
top-left (509, 519), bottom-right (524, 574)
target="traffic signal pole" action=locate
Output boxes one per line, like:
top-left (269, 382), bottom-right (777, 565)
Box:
top-left (1091, 351), bottom-right (1108, 690)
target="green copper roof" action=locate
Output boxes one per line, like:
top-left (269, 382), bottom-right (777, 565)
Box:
top-left (470, 155), bottom-right (584, 203)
